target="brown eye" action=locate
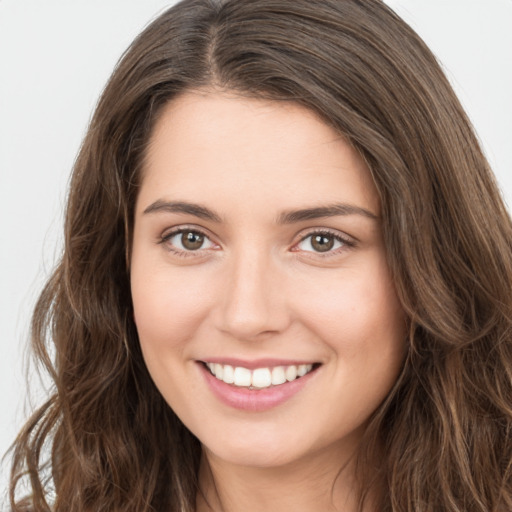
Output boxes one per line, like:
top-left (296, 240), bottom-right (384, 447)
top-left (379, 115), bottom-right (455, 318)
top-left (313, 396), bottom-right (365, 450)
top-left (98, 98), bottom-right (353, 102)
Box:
top-left (296, 231), bottom-right (348, 254)
top-left (311, 234), bottom-right (335, 252)
top-left (162, 229), bottom-right (215, 253)
top-left (181, 231), bottom-right (205, 250)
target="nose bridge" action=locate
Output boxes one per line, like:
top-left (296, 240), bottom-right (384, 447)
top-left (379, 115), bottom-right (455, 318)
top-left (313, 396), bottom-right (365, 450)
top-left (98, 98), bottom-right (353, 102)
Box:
top-left (217, 243), bottom-right (288, 340)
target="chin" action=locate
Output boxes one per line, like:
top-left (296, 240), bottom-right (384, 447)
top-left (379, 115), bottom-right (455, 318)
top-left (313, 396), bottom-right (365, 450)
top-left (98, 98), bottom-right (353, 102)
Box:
top-left (200, 428), bottom-right (306, 469)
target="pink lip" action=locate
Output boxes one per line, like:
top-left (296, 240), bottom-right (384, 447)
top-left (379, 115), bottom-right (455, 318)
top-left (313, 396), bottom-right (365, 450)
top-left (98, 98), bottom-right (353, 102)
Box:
top-left (198, 361), bottom-right (319, 412)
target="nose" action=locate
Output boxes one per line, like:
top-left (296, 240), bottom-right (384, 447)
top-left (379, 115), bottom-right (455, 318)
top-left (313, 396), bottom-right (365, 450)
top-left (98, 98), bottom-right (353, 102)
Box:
top-left (215, 249), bottom-right (291, 341)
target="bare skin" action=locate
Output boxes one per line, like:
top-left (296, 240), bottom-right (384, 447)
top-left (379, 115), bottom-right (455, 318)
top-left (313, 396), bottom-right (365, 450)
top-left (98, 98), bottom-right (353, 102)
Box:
top-left (196, 443), bottom-right (365, 512)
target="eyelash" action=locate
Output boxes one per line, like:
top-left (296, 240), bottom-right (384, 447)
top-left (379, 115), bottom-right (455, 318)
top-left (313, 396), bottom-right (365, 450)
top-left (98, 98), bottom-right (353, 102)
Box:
top-left (158, 227), bottom-right (355, 258)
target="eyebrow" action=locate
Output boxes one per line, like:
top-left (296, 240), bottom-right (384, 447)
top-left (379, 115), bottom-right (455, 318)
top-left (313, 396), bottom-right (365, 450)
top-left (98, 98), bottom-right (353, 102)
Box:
top-left (277, 204), bottom-right (379, 223)
top-left (143, 200), bottom-right (223, 222)
top-left (142, 200), bottom-right (378, 223)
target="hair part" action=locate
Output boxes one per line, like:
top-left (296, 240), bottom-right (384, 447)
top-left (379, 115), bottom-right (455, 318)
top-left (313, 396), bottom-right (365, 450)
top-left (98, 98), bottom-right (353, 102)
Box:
top-left (9, 1), bottom-right (512, 510)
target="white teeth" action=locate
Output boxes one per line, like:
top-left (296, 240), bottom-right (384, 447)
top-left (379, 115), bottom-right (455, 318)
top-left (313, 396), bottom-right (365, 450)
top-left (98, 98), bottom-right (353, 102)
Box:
top-left (233, 367), bottom-right (252, 387)
top-left (297, 364), bottom-right (308, 377)
top-left (271, 366), bottom-right (286, 385)
top-left (285, 365), bottom-right (297, 382)
top-left (206, 362), bottom-right (314, 389)
top-left (223, 364), bottom-right (234, 384)
top-left (214, 363), bottom-right (223, 380)
top-left (252, 368), bottom-right (272, 388)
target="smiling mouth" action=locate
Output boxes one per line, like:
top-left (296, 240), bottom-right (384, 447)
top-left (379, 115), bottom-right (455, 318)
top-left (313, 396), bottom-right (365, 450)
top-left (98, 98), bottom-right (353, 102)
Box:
top-left (202, 362), bottom-right (320, 389)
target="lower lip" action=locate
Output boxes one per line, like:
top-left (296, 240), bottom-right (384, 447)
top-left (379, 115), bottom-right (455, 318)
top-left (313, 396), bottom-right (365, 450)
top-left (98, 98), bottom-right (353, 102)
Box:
top-left (198, 363), bottom-right (318, 412)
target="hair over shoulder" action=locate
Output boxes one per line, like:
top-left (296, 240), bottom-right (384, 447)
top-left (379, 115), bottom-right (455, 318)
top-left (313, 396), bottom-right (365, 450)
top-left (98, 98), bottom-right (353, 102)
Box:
top-left (8, 0), bottom-right (512, 511)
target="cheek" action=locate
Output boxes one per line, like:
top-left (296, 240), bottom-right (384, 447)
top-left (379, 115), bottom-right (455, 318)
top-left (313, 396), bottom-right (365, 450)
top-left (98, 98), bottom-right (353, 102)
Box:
top-left (130, 259), bottom-right (215, 351)
top-left (293, 259), bottom-right (406, 356)
top-left (130, 262), bottom-right (218, 411)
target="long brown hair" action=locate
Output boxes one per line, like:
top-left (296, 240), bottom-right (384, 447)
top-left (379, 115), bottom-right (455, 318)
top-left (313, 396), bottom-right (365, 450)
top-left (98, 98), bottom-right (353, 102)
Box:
top-left (9, 0), bottom-right (512, 510)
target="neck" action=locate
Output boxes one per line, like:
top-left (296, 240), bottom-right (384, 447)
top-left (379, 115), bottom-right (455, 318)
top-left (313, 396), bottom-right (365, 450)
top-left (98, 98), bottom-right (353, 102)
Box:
top-left (196, 445), bottom-right (379, 512)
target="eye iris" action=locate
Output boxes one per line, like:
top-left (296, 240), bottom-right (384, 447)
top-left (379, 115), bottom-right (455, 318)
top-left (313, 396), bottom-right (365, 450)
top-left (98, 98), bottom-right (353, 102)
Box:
top-left (181, 231), bottom-right (204, 250)
top-left (311, 234), bottom-right (334, 252)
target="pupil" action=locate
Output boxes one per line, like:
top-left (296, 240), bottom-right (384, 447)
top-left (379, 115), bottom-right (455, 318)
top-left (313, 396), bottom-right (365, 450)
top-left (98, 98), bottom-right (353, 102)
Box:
top-left (182, 232), bottom-right (204, 250)
top-left (311, 234), bottom-right (334, 252)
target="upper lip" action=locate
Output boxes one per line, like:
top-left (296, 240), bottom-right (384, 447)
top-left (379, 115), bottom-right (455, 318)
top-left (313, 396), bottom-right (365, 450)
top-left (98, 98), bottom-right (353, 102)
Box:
top-left (199, 357), bottom-right (320, 370)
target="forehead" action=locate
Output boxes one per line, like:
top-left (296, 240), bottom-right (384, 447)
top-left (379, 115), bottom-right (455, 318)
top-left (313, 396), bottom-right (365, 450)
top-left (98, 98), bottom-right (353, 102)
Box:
top-left (138, 91), bottom-right (379, 216)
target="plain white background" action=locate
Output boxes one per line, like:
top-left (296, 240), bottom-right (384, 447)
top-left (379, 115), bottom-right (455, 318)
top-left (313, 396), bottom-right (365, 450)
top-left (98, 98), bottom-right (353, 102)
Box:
top-left (1, 0), bottom-right (511, 502)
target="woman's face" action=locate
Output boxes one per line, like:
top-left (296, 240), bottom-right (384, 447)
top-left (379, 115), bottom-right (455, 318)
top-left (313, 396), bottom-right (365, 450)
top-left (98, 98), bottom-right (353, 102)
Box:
top-left (131, 91), bottom-right (406, 469)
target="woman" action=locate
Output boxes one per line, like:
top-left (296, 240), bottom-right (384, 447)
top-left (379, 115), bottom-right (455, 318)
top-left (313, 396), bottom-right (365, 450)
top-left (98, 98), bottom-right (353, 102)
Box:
top-left (8, 0), bottom-right (512, 510)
